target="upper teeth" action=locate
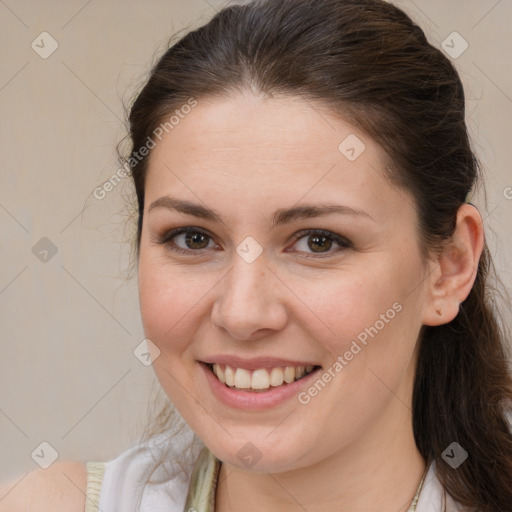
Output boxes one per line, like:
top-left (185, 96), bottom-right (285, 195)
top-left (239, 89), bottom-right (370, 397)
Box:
top-left (212, 364), bottom-right (315, 390)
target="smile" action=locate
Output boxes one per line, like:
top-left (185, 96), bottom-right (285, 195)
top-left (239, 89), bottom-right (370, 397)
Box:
top-left (208, 363), bottom-right (320, 392)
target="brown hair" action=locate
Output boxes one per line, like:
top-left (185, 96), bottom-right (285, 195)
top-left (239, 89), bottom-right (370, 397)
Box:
top-left (122, 0), bottom-right (512, 509)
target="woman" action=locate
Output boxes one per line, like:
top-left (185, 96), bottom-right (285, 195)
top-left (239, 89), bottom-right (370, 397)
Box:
top-left (2, 0), bottom-right (511, 510)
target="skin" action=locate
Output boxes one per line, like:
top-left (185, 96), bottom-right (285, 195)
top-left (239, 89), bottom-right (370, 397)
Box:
top-left (137, 91), bottom-right (484, 512)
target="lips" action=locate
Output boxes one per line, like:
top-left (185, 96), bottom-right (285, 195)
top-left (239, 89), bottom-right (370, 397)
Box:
top-left (199, 360), bottom-right (323, 409)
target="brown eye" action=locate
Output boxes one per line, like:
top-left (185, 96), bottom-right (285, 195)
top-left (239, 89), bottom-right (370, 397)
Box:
top-left (307, 233), bottom-right (333, 253)
top-left (157, 227), bottom-right (217, 254)
top-left (289, 229), bottom-right (352, 257)
top-left (184, 231), bottom-right (210, 249)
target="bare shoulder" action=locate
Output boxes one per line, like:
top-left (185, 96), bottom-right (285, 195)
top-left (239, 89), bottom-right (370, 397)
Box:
top-left (0, 461), bottom-right (87, 512)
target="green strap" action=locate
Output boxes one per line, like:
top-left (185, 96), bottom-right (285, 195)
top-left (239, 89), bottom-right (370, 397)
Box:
top-left (85, 461), bottom-right (105, 512)
top-left (408, 462), bottom-right (429, 511)
top-left (183, 446), bottom-right (221, 512)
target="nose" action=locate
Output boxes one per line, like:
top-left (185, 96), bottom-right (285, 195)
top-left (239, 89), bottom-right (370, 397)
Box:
top-left (210, 255), bottom-right (288, 341)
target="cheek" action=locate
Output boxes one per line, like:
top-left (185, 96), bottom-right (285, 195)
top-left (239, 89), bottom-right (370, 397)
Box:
top-left (137, 254), bottom-right (212, 408)
top-left (302, 259), bottom-right (422, 367)
top-left (137, 254), bottom-right (210, 352)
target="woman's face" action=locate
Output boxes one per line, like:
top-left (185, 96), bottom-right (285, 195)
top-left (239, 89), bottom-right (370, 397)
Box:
top-left (138, 91), bottom-right (431, 472)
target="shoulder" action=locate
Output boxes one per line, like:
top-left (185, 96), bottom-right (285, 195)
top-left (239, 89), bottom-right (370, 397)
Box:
top-left (0, 461), bottom-right (87, 512)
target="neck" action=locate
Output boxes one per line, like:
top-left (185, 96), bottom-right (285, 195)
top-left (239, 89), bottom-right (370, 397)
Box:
top-left (214, 402), bottom-right (426, 512)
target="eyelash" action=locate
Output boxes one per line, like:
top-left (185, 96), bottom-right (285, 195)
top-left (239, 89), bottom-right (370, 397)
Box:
top-left (155, 226), bottom-right (352, 258)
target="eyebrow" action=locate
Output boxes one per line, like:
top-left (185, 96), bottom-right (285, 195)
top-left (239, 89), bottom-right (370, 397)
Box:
top-left (148, 196), bottom-right (375, 227)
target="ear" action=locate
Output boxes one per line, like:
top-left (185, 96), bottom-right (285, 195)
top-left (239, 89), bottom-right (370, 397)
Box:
top-left (422, 203), bottom-right (485, 326)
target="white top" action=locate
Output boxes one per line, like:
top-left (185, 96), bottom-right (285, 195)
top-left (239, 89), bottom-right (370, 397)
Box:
top-left (84, 422), bottom-right (466, 512)
top-left (88, 425), bottom-right (205, 512)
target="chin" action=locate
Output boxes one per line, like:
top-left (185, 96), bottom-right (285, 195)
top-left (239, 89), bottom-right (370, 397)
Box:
top-left (208, 435), bottom-right (312, 474)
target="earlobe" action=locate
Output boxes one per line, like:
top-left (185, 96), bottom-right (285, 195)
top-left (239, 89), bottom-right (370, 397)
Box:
top-left (422, 203), bottom-right (485, 327)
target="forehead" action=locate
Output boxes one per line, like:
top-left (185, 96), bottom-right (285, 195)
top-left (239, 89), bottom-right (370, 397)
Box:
top-left (144, 92), bottom-right (410, 222)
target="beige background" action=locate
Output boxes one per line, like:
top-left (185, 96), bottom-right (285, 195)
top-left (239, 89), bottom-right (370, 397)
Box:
top-left (1, 0), bottom-right (511, 485)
